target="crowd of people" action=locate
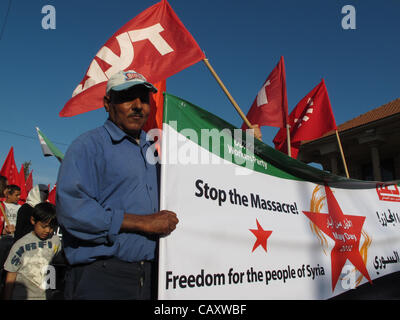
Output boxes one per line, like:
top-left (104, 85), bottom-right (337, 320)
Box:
top-left (0, 175), bottom-right (65, 300)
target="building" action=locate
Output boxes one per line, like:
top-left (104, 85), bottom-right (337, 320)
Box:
top-left (298, 98), bottom-right (400, 181)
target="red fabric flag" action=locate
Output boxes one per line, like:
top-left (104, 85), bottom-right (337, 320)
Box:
top-left (25, 170), bottom-right (33, 194)
top-left (48, 184), bottom-right (56, 205)
top-left (242, 56), bottom-right (288, 129)
top-left (18, 165), bottom-right (27, 203)
top-left (273, 79), bottom-right (337, 158)
top-left (142, 80), bottom-right (166, 132)
top-left (0, 147), bottom-right (20, 185)
top-left (275, 140), bottom-right (302, 159)
top-left (60, 0), bottom-right (204, 117)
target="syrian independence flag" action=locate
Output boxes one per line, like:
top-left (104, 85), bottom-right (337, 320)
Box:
top-left (273, 79), bottom-right (337, 158)
top-left (36, 127), bottom-right (64, 162)
top-left (242, 56), bottom-right (288, 129)
top-left (0, 147), bottom-right (20, 185)
top-left (59, 0), bottom-right (204, 117)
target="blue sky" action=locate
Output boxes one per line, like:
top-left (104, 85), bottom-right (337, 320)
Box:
top-left (0, 0), bottom-right (399, 186)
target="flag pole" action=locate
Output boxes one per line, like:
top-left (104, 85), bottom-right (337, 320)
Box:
top-left (203, 58), bottom-right (253, 128)
top-left (335, 130), bottom-right (349, 178)
top-left (0, 204), bottom-right (11, 228)
top-left (286, 125), bottom-right (292, 157)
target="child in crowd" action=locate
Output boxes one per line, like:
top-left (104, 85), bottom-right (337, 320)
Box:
top-left (0, 185), bottom-right (21, 269)
top-left (3, 202), bottom-right (61, 300)
top-left (1, 185), bottom-right (21, 236)
top-left (0, 176), bottom-right (8, 235)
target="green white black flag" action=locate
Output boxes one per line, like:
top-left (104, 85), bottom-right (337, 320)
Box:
top-left (35, 127), bottom-right (64, 162)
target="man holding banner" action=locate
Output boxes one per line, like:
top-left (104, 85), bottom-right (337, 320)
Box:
top-left (56, 71), bottom-right (179, 300)
top-left (56, 0), bottom-right (207, 300)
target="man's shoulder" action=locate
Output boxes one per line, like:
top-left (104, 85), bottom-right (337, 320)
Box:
top-left (68, 125), bottom-right (109, 152)
top-left (74, 125), bottom-right (107, 144)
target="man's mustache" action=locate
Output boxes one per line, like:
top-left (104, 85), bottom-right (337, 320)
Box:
top-left (128, 111), bottom-right (143, 117)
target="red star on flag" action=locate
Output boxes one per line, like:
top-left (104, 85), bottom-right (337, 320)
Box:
top-left (249, 219), bottom-right (272, 253)
top-left (303, 185), bottom-right (372, 291)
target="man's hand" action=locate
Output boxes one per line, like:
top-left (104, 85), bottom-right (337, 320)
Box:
top-left (5, 224), bottom-right (15, 234)
top-left (249, 124), bottom-right (262, 141)
top-left (121, 210), bottom-right (179, 236)
top-left (141, 210), bottom-right (179, 235)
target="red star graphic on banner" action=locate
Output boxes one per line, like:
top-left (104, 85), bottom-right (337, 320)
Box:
top-left (249, 219), bottom-right (272, 253)
top-left (303, 185), bottom-right (372, 291)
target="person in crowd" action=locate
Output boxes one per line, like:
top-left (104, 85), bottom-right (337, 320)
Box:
top-left (0, 177), bottom-right (9, 269)
top-left (14, 184), bottom-right (49, 242)
top-left (56, 70), bottom-right (179, 300)
top-left (0, 176), bottom-right (8, 235)
top-left (0, 176), bottom-right (7, 202)
top-left (1, 185), bottom-right (21, 237)
top-left (3, 202), bottom-right (61, 300)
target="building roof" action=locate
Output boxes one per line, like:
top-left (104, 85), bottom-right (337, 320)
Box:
top-left (307, 97), bottom-right (400, 141)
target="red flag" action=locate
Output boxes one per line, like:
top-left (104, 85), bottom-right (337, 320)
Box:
top-left (0, 147), bottom-right (20, 185)
top-left (142, 80), bottom-right (166, 132)
top-left (26, 170), bottom-right (33, 194)
top-left (48, 184), bottom-right (56, 205)
top-left (275, 140), bottom-right (302, 159)
top-left (273, 79), bottom-right (337, 158)
top-left (60, 0), bottom-right (204, 117)
top-left (18, 165), bottom-right (27, 203)
top-left (242, 56), bottom-right (288, 129)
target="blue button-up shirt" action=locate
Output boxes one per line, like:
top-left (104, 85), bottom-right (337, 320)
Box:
top-left (56, 120), bottom-right (159, 264)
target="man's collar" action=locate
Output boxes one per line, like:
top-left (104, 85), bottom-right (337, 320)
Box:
top-left (104, 120), bottom-right (150, 146)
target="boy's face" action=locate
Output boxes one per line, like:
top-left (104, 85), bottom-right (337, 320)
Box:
top-left (7, 190), bottom-right (20, 204)
top-left (30, 217), bottom-right (54, 240)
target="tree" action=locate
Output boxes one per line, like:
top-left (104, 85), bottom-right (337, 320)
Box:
top-left (23, 161), bottom-right (31, 181)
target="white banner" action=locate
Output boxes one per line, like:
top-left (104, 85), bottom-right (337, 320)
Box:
top-left (157, 116), bottom-right (400, 300)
